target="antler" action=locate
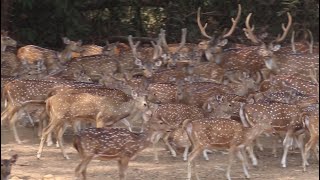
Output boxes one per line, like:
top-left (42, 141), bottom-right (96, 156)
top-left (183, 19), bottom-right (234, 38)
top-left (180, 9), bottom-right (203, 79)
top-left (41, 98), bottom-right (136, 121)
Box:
top-left (309, 63), bottom-right (319, 85)
top-left (128, 35), bottom-right (141, 59)
top-left (151, 34), bottom-right (163, 60)
top-left (174, 28), bottom-right (187, 53)
top-left (273, 12), bottom-right (292, 43)
top-left (306, 29), bottom-right (314, 54)
top-left (160, 29), bottom-right (169, 52)
top-left (197, 7), bottom-right (212, 39)
top-left (243, 13), bottom-right (260, 44)
top-left (291, 30), bottom-right (296, 53)
top-left (222, 4), bottom-right (242, 38)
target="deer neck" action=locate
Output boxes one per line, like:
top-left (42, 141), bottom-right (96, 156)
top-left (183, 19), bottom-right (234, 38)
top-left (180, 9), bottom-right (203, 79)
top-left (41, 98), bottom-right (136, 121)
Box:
top-left (112, 100), bottom-right (139, 120)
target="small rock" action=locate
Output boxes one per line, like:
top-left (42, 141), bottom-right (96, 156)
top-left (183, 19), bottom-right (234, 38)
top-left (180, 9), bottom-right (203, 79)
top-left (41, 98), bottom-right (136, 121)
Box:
top-left (9, 176), bottom-right (22, 180)
top-left (42, 174), bottom-right (56, 180)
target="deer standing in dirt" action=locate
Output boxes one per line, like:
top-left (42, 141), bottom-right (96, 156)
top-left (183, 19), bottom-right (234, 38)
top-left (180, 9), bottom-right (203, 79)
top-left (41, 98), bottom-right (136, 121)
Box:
top-left (73, 109), bottom-right (173, 180)
top-left (1, 154), bottom-right (18, 180)
top-left (149, 103), bottom-right (205, 162)
top-left (184, 114), bottom-right (274, 180)
top-left (1, 79), bottom-right (117, 144)
top-left (36, 90), bottom-right (148, 159)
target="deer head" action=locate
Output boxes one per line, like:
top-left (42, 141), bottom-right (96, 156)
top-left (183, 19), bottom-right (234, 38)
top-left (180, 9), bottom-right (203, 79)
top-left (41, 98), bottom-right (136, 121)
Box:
top-left (128, 35), bottom-right (163, 78)
top-left (243, 12), bottom-right (292, 72)
top-left (1, 31), bottom-right (17, 52)
top-left (1, 154), bottom-right (18, 180)
top-left (197, 4), bottom-right (241, 64)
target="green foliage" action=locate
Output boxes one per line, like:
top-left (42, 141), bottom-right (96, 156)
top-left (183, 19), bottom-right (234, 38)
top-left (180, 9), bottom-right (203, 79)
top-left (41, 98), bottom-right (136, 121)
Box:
top-left (7, 0), bottom-right (319, 48)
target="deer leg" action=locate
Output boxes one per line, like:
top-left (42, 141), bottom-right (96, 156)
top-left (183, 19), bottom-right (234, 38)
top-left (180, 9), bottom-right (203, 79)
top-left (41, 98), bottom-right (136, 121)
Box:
top-left (151, 132), bottom-right (163, 163)
top-left (272, 136), bottom-right (278, 158)
top-left (56, 124), bottom-right (70, 159)
top-left (0, 104), bottom-right (11, 125)
top-left (255, 137), bottom-right (264, 151)
top-left (183, 146), bottom-right (189, 161)
top-left (163, 132), bottom-right (177, 157)
top-left (118, 157), bottom-right (129, 180)
top-left (281, 130), bottom-right (294, 168)
top-left (37, 121), bottom-right (59, 159)
top-left (236, 149), bottom-right (251, 179)
top-left (187, 146), bottom-right (202, 180)
top-left (55, 123), bottom-right (68, 148)
top-left (202, 149), bottom-right (211, 161)
top-left (303, 139), bottom-right (313, 171)
top-left (75, 155), bottom-right (93, 180)
top-left (120, 118), bottom-right (132, 132)
top-left (10, 108), bottom-right (24, 144)
top-left (247, 143), bottom-right (258, 166)
top-left (226, 147), bottom-right (236, 180)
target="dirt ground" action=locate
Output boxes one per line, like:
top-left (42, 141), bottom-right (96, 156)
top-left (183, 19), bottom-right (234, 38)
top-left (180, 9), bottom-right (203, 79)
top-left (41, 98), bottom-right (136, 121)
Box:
top-left (1, 125), bottom-right (319, 180)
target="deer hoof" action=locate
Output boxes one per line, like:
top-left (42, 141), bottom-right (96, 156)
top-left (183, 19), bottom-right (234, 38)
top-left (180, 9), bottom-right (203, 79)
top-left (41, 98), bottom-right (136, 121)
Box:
top-left (36, 153), bottom-right (41, 159)
top-left (64, 156), bottom-right (70, 160)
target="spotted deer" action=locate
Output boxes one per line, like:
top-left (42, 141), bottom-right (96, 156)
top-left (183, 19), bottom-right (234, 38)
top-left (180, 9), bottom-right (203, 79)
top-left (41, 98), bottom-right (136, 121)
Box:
top-left (127, 35), bottom-right (163, 78)
top-left (36, 90), bottom-right (148, 159)
top-left (149, 103), bottom-right (205, 163)
top-left (198, 5), bottom-right (267, 80)
top-left (73, 109), bottom-right (173, 180)
top-left (243, 12), bottom-right (319, 80)
top-left (39, 84), bottom-right (132, 146)
top-left (1, 79), bottom-right (114, 144)
top-left (167, 94), bottom-right (240, 161)
top-left (239, 99), bottom-right (317, 169)
top-left (159, 28), bottom-right (189, 68)
top-left (184, 114), bottom-right (274, 180)
top-left (17, 37), bottom-right (83, 74)
top-left (1, 154), bottom-right (18, 180)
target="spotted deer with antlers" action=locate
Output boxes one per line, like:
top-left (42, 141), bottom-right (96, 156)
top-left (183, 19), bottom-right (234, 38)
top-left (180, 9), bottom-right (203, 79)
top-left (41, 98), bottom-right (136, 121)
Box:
top-left (243, 12), bottom-right (319, 81)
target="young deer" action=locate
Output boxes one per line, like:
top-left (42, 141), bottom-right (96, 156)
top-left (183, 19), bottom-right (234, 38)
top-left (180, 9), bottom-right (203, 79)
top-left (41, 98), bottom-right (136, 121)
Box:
top-left (73, 109), bottom-right (173, 180)
top-left (184, 114), bottom-right (274, 180)
top-left (36, 90), bottom-right (148, 159)
top-left (1, 154), bottom-right (18, 180)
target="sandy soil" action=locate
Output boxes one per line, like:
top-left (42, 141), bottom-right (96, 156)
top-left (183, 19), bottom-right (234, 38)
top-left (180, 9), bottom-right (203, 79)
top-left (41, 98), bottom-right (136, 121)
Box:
top-left (1, 125), bottom-right (319, 180)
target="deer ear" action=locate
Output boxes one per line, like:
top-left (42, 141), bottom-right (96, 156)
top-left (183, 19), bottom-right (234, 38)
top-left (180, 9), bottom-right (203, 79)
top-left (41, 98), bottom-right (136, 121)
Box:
top-left (77, 40), bottom-right (83, 46)
top-left (154, 60), bottom-right (162, 67)
top-left (271, 44), bottom-right (281, 52)
top-left (247, 98), bottom-right (255, 104)
top-left (134, 59), bottom-right (142, 67)
top-left (62, 37), bottom-right (71, 44)
top-left (218, 39), bottom-right (228, 47)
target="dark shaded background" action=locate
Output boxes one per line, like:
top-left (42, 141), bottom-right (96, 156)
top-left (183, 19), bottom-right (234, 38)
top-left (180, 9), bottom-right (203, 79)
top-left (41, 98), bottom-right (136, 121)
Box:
top-left (1, 0), bottom-right (319, 49)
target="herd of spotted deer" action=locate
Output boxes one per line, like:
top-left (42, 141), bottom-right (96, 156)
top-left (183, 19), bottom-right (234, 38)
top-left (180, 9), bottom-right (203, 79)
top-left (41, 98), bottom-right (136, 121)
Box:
top-left (1, 4), bottom-right (319, 180)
